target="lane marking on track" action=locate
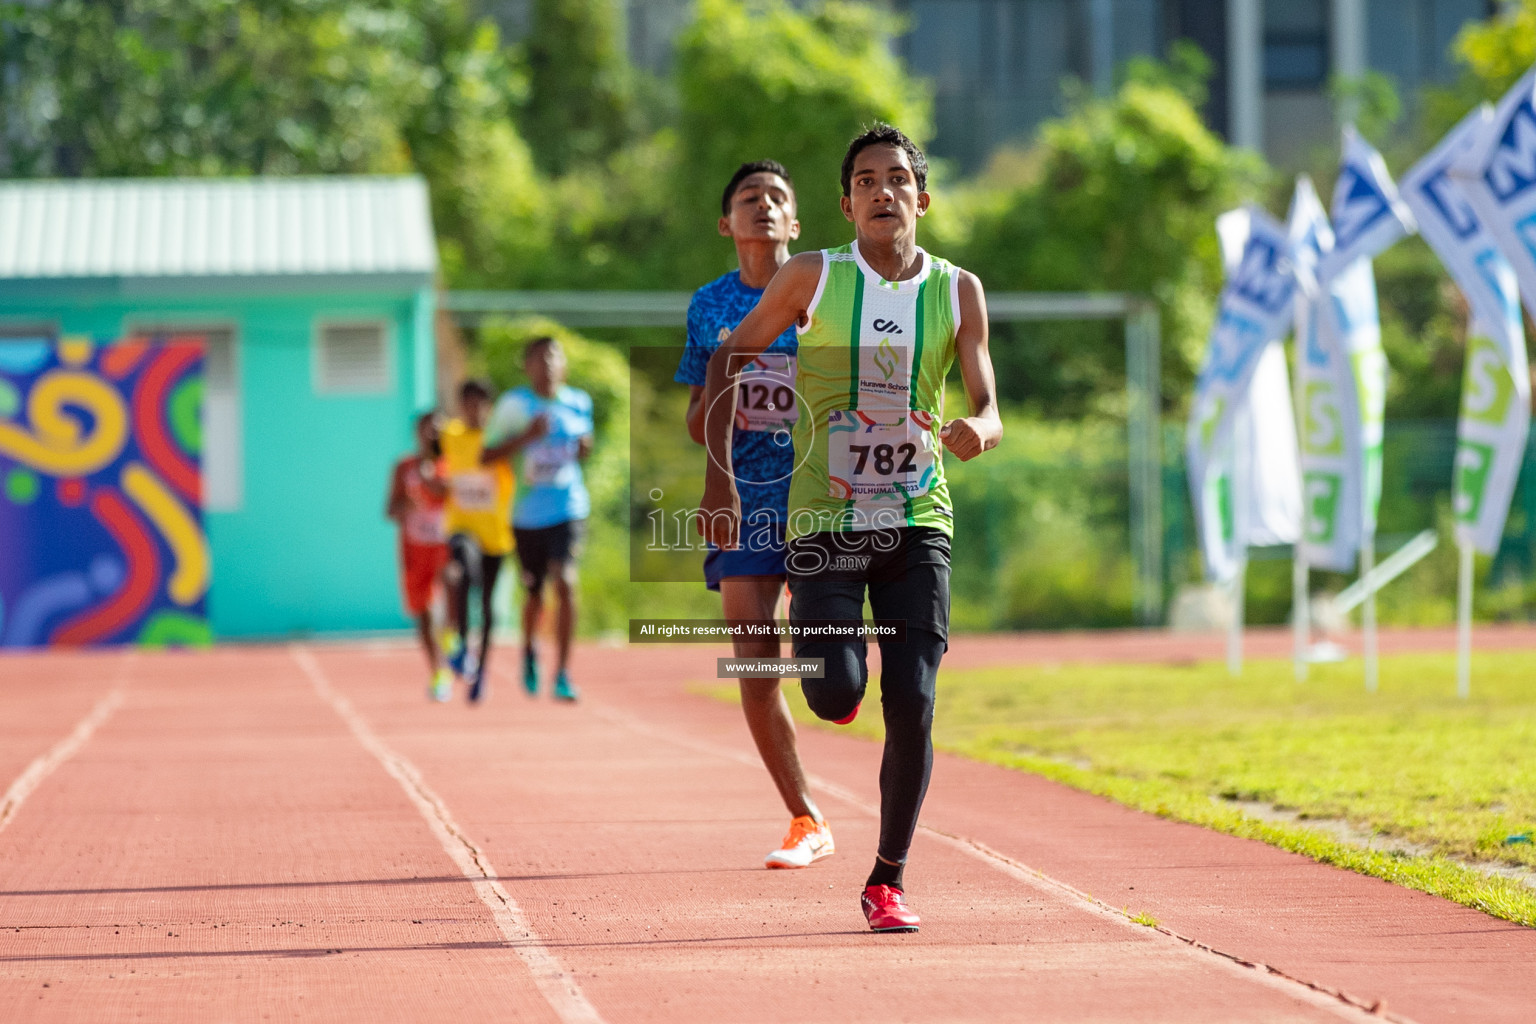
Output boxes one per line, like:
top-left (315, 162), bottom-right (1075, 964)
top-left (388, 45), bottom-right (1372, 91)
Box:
top-left (0, 658), bottom-right (131, 837)
top-left (293, 647), bottom-right (605, 1024)
top-left (582, 698), bottom-right (1411, 1024)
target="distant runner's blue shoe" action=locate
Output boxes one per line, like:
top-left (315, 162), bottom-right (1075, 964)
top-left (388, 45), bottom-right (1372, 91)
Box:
top-left (446, 641), bottom-right (468, 679)
top-left (522, 649), bottom-right (539, 697)
top-left (553, 671), bottom-right (579, 702)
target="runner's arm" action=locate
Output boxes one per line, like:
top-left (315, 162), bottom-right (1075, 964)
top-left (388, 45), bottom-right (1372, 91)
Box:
top-left (420, 460), bottom-right (447, 500)
top-left (681, 297), bottom-right (709, 446)
top-left (480, 415), bottom-right (547, 465)
top-left (685, 386), bottom-right (706, 446)
top-left (939, 270), bottom-right (1003, 462)
top-left (698, 251), bottom-right (821, 548)
top-left (385, 462), bottom-right (407, 522)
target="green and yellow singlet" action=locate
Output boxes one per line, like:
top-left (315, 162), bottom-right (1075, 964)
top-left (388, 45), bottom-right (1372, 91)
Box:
top-left (787, 241), bottom-right (964, 541)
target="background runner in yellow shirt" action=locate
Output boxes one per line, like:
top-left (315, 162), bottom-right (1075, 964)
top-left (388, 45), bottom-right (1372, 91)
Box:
top-left (440, 379), bottom-right (514, 703)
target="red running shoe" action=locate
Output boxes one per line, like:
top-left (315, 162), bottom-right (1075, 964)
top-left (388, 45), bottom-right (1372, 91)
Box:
top-left (861, 885), bottom-right (920, 933)
top-left (833, 703), bottom-right (860, 725)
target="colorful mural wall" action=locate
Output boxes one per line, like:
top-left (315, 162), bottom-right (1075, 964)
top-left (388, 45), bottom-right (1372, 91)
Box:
top-left (0, 336), bottom-right (209, 648)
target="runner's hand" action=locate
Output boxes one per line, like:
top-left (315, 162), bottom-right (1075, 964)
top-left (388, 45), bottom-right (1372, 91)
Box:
top-left (939, 417), bottom-right (988, 461)
top-left (577, 434), bottom-right (594, 459)
top-left (521, 414), bottom-right (549, 442)
top-left (696, 481), bottom-right (742, 550)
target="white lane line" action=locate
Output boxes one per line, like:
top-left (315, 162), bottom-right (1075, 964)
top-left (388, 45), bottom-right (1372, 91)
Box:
top-left (292, 647), bottom-right (604, 1024)
top-left (0, 667), bottom-right (129, 837)
top-left (584, 698), bottom-right (1407, 1024)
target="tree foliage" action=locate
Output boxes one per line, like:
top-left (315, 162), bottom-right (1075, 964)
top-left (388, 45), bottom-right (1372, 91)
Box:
top-left (0, 0), bottom-right (443, 176)
top-left (518, 0), bottom-right (639, 176)
top-left (1420, 0), bottom-right (1536, 142)
top-left (0, 0), bottom-right (551, 292)
top-left (1382, 0), bottom-right (1536, 422)
top-left (468, 315), bottom-right (634, 631)
top-left (945, 44), bottom-right (1266, 413)
top-left (1450, 0), bottom-right (1536, 99)
top-left (670, 0), bottom-right (931, 285)
top-left (475, 0), bottom-right (936, 291)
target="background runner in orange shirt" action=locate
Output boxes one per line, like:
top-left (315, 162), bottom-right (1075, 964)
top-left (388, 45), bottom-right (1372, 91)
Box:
top-left (386, 411), bottom-right (452, 701)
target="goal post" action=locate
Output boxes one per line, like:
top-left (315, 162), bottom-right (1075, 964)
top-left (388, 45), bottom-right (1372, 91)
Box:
top-left (443, 290), bottom-right (1165, 624)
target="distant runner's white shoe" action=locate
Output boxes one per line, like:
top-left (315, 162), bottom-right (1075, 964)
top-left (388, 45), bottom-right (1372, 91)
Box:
top-left (764, 816), bottom-right (834, 869)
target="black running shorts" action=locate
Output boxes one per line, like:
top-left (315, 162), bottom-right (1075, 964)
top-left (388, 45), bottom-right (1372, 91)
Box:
top-left (785, 526), bottom-right (951, 644)
top-left (513, 519), bottom-right (587, 593)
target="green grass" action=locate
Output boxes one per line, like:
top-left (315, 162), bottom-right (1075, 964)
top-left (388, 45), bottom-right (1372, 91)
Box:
top-left (705, 650), bottom-right (1536, 927)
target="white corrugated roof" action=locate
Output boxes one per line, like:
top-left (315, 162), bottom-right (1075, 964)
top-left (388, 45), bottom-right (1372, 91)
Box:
top-left (0, 176), bottom-right (437, 280)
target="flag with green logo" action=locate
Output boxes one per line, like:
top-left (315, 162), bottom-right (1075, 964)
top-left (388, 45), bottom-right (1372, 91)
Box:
top-left (1290, 176), bottom-right (1356, 571)
top-left (1296, 134), bottom-right (1415, 571)
top-left (1187, 206), bottom-right (1297, 581)
top-left (1411, 105), bottom-right (1531, 554)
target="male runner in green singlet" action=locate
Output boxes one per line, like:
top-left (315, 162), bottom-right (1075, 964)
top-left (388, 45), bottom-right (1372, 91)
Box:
top-left (697, 124), bottom-right (1003, 933)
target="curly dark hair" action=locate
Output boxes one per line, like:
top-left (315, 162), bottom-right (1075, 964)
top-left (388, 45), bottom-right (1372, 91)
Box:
top-left (458, 378), bottom-right (492, 402)
top-left (840, 124), bottom-right (927, 196)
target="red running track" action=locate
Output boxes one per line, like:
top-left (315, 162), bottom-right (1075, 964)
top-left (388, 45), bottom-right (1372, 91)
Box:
top-left (0, 636), bottom-right (1532, 1023)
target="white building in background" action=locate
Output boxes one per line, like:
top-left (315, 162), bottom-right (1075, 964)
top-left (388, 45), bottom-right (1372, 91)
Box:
top-left (485, 0), bottom-right (1498, 170)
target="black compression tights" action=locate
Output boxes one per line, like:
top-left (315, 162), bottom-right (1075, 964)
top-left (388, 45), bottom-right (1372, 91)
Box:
top-left (799, 628), bottom-right (945, 865)
top-left (449, 537), bottom-right (503, 667)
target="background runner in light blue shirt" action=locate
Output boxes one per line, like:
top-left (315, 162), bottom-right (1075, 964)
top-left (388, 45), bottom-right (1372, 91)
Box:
top-left (488, 383), bottom-right (593, 529)
top-left (482, 337), bottom-right (595, 704)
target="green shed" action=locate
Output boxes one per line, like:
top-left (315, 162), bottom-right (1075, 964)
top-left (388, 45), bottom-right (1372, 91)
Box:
top-left (0, 176), bottom-right (439, 638)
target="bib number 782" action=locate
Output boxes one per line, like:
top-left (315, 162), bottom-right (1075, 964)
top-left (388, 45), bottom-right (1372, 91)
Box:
top-left (828, 410), bottom-right (936, 502)
top-left (848, 442), bottom-right (919, 476)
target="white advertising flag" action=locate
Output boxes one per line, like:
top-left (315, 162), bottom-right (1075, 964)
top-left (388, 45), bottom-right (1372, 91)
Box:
top-left (1321, 127), bottom-right (1418, 277)
top-left (1188, 206), bottom-right (1297, 580)
top-left (1404, 105), bottom-right (1530, 554)
top-left (1215, 209), bottom-right (1303, 548)
top-left (1295, 135), bottom-right (1413, 571)
top-left (1289, 175), bottom-right (1333, 293)
top-left (1297, 259), bottom-right (1374, 571)
top-left (1244, 340), bottom-right (1303, 546)
top-left (1452, 66), bottom-right (1536, 313)
top-left (1291, 177), bottom-right (1353, 570)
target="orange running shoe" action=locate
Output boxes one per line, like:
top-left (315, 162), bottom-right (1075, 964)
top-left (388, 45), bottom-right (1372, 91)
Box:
top-left (764, 815), bottom-right (835, 869)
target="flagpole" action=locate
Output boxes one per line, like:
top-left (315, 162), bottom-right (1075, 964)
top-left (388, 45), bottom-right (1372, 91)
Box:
top-left (1457, 538), bottom-right (1473, 699)
top-left (1291, 308), bottom-right (1309, 683)
top-left (1228, 407), bottom-right (1251, 676)
top-left (1293, 552), bottom-right (1309, 681)
top-left (1361, 497), bottom-right (1378, 693)
top-left (1228, 561), bottom-right (1246, 676)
